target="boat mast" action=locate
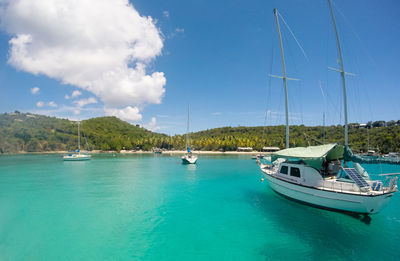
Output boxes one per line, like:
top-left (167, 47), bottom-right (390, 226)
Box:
top-left (273, 8), bottom-right (290, 149)
top-left (323, 112), bottom-right (326, 144)
top-left (327, 0), bottom-right (348, 146)
top-left (186, 104), bottom-right (190, 151)
top-left (78, 121), bottom-right (81, 154)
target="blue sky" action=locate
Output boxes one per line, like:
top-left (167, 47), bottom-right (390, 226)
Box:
top-left (0, 0), bottom-right (399, 135)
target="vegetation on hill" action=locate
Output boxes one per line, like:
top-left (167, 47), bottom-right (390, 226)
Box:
top-left (0, 112), bottom-right (399, 153)
top-left (0, 112), bottom-right (165, 153)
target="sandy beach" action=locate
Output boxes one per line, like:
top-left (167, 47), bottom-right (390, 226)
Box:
top-left (3, 150), bottom-right (271, 155)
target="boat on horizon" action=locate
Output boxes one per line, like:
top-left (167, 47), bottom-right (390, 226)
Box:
top-left (258, 2), bottom-right (398, 215)
top-left (182, 104), bottom-right (198, 164)
top-left (63, 121), bottom-right (91, 161)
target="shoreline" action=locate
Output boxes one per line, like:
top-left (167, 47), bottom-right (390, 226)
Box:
top-left (1, 150), bottom-right (271, 155)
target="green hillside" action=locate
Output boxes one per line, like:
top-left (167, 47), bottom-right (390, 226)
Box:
top-left (1, 112), bottom-right (399, 153)
top-left (0, 112), bottom-right (166, 153)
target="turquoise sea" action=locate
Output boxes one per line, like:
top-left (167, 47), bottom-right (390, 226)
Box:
top-left (0, 154), bottom-right (399, 260)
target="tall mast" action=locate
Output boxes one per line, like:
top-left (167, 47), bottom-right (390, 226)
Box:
top-left (323, 112), bottom-right (326, 144)
top-left (186, 104), bottom-right (190, 150)
top-left (273, 8), bottom-right (290, 149)
top-left (78, 121), bottom-right (81, 153)
top-left (327, 0), bottom-right (348, 146)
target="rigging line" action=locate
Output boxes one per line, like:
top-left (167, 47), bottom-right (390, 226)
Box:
top-left (277, 10), bottom-right (309, 62)
top-left (351, 48), bottom-right (375, 123)
top-left (262, 39), bottom-right (275, 146)
top-left (318, 80), bottom-right (329, 126)
top-left (330, 0), bottom-right (377, 69)
top-left (279, 16), bottom-right (304, 127)
top-left (318, 80), bottom-right (327, 106)
top-left (82, 130), bottom-right (90, 151)
top-left (303, 133), bottom-right (310, 146)
top-left (330, 1), bottom-right (373, 128)
top-left (303, 132), bottom-right (324, 145)
top-left (286, 28), bottom-right (304, 126)
top-left (282, 28), bottom-right (297, 125)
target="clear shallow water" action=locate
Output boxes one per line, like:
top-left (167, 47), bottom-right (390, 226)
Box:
top-left (0, 154), bottom-right (399, 261)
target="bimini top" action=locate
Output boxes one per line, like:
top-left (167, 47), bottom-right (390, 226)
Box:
top-left (271, 143), bottom-right (344, 169)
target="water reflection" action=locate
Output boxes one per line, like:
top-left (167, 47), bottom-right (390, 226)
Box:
top-left (246, 187), bottom-right (392, 260)
top-left (185, 164), bottom-right (197, 172)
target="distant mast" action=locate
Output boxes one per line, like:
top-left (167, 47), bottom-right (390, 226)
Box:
top-left (273, 8), bottom-right (290, 149)
top-left (186, 104), bottom-right (190, 151)
top-left (327, 0), bottom-right (348, 146)
top-left (78, 121), bottom-right (81, 154)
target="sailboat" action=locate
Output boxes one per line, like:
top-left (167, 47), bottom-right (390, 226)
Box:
top-left (181, 104), bottom-right (198, 164)
top-left (258, 3), bottom-right (398, 214)
top-left (63, 121), bottom-right (91, 161)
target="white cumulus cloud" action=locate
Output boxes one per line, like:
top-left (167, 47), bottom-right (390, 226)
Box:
top-left (48, 101), bottom-right (57, 107)
top-left (73, 97), bottom-right (98, 107)
top-left (143, 117), bottom-right (160, 131)
top-left (36, 101), bottom-right (44, 107)
top-left (71, 90), bottom-right (82, 98)
top-left (65, 90), bottom-right (82, 99)
top-left (105, 106), bottom-right (142, 122)
top-left (30, 86), bottom-right (39, 94)
top-left (1, 0), bottom-right (166, 116)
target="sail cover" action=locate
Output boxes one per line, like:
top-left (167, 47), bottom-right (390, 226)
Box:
top-left (271, 143), bottom-right (344, 169)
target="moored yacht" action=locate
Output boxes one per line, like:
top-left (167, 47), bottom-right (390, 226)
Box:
top-left (258, 144), bottom-right (397, 214)
top-left (181, 150), bottom-right (198, 164)
top-left (258, 3), bottom-right (398, 214)
top-left (63, 121), bottom-right (91, 161)
top-left (182, 104), bottom-right (198, 164)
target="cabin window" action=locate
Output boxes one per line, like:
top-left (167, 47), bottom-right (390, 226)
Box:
top-left (280, 166), bottom-right (288, 175)
top-left (290, 167), bottom-right (301, 178)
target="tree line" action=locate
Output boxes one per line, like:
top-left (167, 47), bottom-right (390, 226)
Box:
top-left (1, 112), bottom-right (399, 154)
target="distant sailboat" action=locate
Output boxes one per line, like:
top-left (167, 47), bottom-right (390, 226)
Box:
top-left (258, 4), bottom-right (398, 215)
top-left (182, 104), bottom-right (198, 164)
top-left (63, 121), bottom-right (91, 161)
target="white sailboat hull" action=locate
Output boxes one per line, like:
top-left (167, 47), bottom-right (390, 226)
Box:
top-left (63, 154), bottom-right (91, 161)
top-left (263, 173), bottom-right (394, 214)
top-left (181, 155), bottom-right (198, 164)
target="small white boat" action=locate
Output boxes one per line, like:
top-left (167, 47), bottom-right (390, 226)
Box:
top-left (181, 152), bottom-right (198, 164)
top-left (182, 104), bottom-right (197, 164)
top-left (63, 121), bottom-right (91, 161)
top-left (63, 153), bottom-right (91, 161)
top-left (384, 152), bottom-right (399, 160)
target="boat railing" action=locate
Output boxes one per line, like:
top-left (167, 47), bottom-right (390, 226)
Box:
top-left (382, 176), bottom-right (398, 193)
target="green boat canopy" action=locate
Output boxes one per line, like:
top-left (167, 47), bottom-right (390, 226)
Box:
top-left (271, 143), bottom-right (344, 169)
